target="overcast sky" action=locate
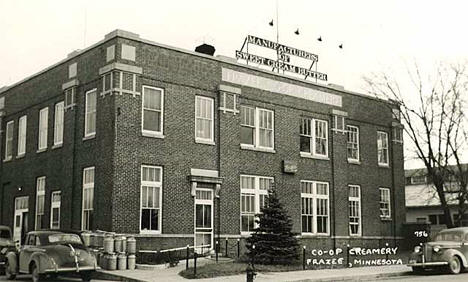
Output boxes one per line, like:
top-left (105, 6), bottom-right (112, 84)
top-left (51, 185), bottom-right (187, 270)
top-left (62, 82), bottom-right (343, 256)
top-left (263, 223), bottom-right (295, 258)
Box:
top-left (1, 0), bottom-right (467, 168)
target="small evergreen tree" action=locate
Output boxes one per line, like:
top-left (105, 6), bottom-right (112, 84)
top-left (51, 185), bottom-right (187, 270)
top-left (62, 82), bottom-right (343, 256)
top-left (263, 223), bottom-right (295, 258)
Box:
top-left (246, 188), bottom-right (299, 265)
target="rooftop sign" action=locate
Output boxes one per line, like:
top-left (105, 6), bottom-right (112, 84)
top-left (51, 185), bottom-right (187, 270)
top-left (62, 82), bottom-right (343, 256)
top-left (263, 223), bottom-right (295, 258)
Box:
top-left (236, 35), bottom-right (327, 82)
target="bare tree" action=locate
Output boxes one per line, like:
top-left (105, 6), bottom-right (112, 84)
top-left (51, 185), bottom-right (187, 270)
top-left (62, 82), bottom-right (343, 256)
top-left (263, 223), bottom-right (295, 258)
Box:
top-left (364, 62), bottom-right (468, 228)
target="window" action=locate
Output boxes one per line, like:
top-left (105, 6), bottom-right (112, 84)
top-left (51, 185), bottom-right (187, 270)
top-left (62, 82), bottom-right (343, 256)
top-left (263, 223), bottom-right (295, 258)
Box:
top-left (84, 89), bottom-right (97, 138)
top-left (379, 188), bottom-right (391, 219)
top-left (17, 116), bottom-right (27, 156)
top-left (411, 175), bottom-right (426, 184)
top-left (64, 87), bottom-right (76, 109)
top-left (82, 167), bottom-right (94, 230)
top-left (35, 177), bottom-right (46, 230)
top-left (392, 127), bottom-right (403, 143)
top-left (300, 118), bottom-right (328, 157)
top-left (4, 121), bottom-right (14, 160)
top-left (195, 96), bottom-right (214, 143)
top-left (377, 131), bottom-right (389, 166)
top-left (240, 106), bottom-right (274, 150)
top-left (332, 115), bottom-right (345, 133)
top-left (349, 185), bottom-right (361, 236)
top-left (392, 108), bottom-right (401, 121)
top-left (347, 125), bottom-right (359, 161)
top-left (240, 175), bottom-right (273, 233)
top-left (50, 191), bottom-right (61, 229)
top-left (142, 86), bottom-right (164, 136)
top-left (301, 181), bottom-right (329, 235)
top-left (101, 71), bottom-right (138, 96)
top-left (38, 108), bottom-right (48, 150)
top-left (141, 165), bottom-right (162, 233)
top-left (54, 102), bottom-right (64, 146)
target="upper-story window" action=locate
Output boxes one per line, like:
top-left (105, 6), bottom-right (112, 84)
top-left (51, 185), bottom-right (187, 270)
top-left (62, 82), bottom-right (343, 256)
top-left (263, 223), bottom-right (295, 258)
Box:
top-left (347, 125), bottom-right (359, 162)
top-left (195, 96), bottom-right (214, 143)
top-left (142, 86), bottom-right (164, 137)
top-left (84, 89), bottom-right (97, 138)
top-left (18, 116), bottom-right (27, 156)
top-left (64, 87), bottom-right (76, 110)
top-left (38, 107), bottom-right (48, 151)
top-left (54, 102), bottom-right (64, 146)
top-left (4, 121), bottom-right (14, 161)
top-left (300, 118), bottom-right (328, 158)
top-left (377, 131), bottom-right (389, 166)
top-left (240, 106), bottom-right (274, 150)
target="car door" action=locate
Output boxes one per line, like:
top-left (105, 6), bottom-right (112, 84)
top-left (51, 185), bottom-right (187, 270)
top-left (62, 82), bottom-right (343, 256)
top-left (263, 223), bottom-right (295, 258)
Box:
top-left (19, 234), bottom-right (36, 273)
top-left (463, 233), bottom-right (468, 262)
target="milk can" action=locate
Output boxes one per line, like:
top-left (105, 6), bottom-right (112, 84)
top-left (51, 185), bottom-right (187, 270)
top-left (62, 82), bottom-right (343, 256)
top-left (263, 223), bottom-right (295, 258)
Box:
top-left (81, 232), bottom-right (91, 247)
top-left (89, 233), bottom-right (96, 248)
top-left (127, 254), bottom-right (136, 270)
top-left (96, 233), bottom-right (105, 248)
top-left (121, 236), bottom-right (127, 253)
top-left (126, 236), bottom-right (136, 254)
top-left (114, 236), bottom-right (123, 253)
top-left (106, 253), bottom-right (117, 271)
top-left (117, 253), bottom-right (127, 270)
top-left (104, 235), bottom-right (114, 253)
top-left (99, 253), bottom-right (107, 269)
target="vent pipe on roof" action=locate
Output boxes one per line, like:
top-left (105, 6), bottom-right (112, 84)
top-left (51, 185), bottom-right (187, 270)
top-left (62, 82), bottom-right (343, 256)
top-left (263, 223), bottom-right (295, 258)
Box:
top-left (195, 44), bottom-right (216, 56)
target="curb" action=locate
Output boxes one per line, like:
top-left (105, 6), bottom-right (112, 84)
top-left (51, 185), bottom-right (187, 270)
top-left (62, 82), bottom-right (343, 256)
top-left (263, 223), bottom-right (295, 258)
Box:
top-left (94, 270), bottom-right (147, 282)
top-left (290, 271), bottom-right (412, 282)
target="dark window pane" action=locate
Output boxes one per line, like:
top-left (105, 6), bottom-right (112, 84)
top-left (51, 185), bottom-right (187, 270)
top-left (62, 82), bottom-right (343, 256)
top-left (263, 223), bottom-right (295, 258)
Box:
top-left (241, 127), bottom-right (254, 145)
top-left (150, 209), bottom-right (159, 230)
top-left (300, 136), bottom-right (310, 152)
top-left (141, 209), bottom-right (150, 230)
top-left (143, 111), bottom-right (161, 132)
top-left (204, 205), bottom-right (211, 228)
top-left (196, 205), bottom-right (204, 228)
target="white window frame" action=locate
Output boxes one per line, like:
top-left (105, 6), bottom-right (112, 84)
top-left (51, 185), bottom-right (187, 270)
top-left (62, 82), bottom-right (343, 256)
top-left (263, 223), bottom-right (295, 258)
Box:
top-left (84, 89), bottom-right (97, 138)
top-left (300, 118), bottom-right (328, 158)
top-left (82, 167), bottom-right (95, 231)
top-left (346, 125), bottom-right (359, 162)
top-left (140, 165), bottom-right (163, 234)
top-left (348, 185), bottom-right (361, 236)
top-left (38, 107), bottom-right (48, 151)
top-left (50, 191), bottom-right (61, 229)
top-left (240, 175), bottom-right (273, 235)
top-left (301, 180), bottom-right (330, 235)
top-left (392, 127), bottom-right (403, 143)
top-left (17, 116), bottom-right (27, 157)
top-left (54, 102), bottom-right (64, 146)
top-left (379, 187), bottom-right (391, 219)
top-left (332, 115), bottom-right (346, 133)
top-left (195, 96), bottom-right (214, 144)
top-left (377, 131), bottom-right (389, 166)
top-left (35, 176), bottom-right (46, 230)
top-left (141, 86), bottom-right (164, 137)
top-left (240, 106), bottom-right (275, 151)
top-left (4, 120), bottom-right (14, 161)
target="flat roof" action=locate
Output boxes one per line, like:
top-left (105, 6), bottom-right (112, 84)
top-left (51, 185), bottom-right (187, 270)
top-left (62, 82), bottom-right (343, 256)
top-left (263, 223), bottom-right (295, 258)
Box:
top-left (0, 29), bottom-right (389, 104)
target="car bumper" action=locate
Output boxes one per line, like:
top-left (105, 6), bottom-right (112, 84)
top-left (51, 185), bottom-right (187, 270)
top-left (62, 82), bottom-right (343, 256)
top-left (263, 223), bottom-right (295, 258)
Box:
top-left (44, 266), bottom-right (100, 273)
top-left (407, 260), bottom-right (448, 267)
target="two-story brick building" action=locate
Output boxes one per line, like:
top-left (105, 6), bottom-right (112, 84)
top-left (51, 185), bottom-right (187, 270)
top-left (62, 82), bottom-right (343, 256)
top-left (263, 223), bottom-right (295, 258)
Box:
top-left (0, 30), bottom-right (405, 252)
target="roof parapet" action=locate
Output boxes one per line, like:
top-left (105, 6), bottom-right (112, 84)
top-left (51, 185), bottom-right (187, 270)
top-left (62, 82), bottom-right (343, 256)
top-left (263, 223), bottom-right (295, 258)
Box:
top-left (105, 29), bottom-right (140, 40)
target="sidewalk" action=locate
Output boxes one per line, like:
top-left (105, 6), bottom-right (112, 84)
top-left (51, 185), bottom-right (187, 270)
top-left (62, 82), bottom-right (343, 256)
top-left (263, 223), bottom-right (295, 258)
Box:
top-left (97, 260), bottom-right (411, 282)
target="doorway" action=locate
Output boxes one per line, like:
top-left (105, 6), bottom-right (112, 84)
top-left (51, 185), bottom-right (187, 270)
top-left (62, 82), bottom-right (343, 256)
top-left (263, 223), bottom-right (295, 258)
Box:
top-left (194, 186), bottom-right (213, 254)
top-left (13, 196), bottom-right (29, 245)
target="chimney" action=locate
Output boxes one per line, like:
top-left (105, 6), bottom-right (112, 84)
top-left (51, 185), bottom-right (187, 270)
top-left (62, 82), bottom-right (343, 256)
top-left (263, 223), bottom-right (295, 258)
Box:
top-left (195, 43), bottom-right (215, 56)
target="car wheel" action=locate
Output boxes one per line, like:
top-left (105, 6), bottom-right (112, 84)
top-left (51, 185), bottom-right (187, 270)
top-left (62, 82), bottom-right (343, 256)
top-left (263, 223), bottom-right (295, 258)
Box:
top-left (412, 266), bottom-right (424, 274)
top-left (5, 259), bottom-right (16, 280)
top-left (447, 256), bottom-right (462, 274)
top-left (80, 271), bottom-right (92, 282)
top-left (31, 263), bottom-right (45, 282)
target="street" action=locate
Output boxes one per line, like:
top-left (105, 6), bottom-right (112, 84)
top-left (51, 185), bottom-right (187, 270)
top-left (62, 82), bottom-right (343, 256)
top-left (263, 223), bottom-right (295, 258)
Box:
top-left (376, 272), bottom-right (468, 281)
top-left (0, 274), bottom-right (108, 281)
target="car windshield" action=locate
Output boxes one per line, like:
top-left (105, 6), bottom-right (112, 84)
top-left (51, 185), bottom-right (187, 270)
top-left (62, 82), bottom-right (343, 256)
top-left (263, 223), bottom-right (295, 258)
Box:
top-left (0, 229), bottom-right (11, 239)
top-left (48, 234), bottom-right (83, 245)
top-left (434, 232), bottom-right (461, 241)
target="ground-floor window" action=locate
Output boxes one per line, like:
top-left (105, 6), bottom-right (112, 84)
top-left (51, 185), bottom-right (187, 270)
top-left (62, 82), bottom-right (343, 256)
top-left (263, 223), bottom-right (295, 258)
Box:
top-left (50, 191), bottom-right (61, 229)
top-left (349, 185), bottom-right (361, 236)
top-left (301, 181), bottom-right (329, 235)
top-left (141, 165), bottom-right (162, 233)
top-left (379, 187), bottom-right (391, 219)
top-left (35, 177), bottom-right (46, 230)
top-left (240, 175), bottom-right (273, 234)
top-left (82, 167), bottom-right (95, 230)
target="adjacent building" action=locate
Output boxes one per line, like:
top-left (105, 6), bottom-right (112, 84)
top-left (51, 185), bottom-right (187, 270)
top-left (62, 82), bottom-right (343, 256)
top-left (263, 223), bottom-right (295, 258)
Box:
top-left (0, 30), bottom-right (405, 252)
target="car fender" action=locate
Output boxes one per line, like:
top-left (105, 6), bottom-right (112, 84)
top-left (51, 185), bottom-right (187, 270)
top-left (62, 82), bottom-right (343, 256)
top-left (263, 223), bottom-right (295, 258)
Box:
top-left (5, 252), bottom-right (18, 274)
top-left (30, 252), bottom-right (50, 274)
top-left (440, 249), bottom-right (468, 268)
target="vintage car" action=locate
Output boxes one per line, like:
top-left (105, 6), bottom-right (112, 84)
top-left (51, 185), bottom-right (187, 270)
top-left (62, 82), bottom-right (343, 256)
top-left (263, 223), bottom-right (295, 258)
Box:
top-left (408, 227), bottom-right (468, 274)
top-left (4, 230), bottom-right (99, 281)
top-left (0, 226), bottom-right (15, 274)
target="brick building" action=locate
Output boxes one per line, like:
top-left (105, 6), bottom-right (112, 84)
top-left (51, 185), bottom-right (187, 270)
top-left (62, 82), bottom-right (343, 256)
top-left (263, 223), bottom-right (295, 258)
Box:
top-left (0, 30), bottom-right (405, 252)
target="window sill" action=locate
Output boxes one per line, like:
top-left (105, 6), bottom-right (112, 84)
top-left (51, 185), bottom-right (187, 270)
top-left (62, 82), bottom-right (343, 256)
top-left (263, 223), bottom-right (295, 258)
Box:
top-left (240, 144), bottom-right (276, 154)
top-left (139, 230), bottom-right (161, 235)
top-left (3, 157), bottom-right (12, 163)
top-left (380, 217), bottom-right (392, 221)
top-left (52, 143), bottom-right (63, 150)
top-left (16, 154), bottom-right (25, 159)
top-left (347, 159), bottom-right (361, 165)
top-left (142, 131), bottom-right (165, 139)
top-left (195, 139), bottom-right (215, 146)
top-left (378, 164), bottom-right (390, 168)
top-left (349, 234), bottom-right (362, 237)
top-left (83, 134), bottom-right (96, 141)
top-left (36, 148), bottom-right (47, 154)
top-left (300, 233), bottom-right (330, 238)
top-left (300, 152), bottom-right (329, 160)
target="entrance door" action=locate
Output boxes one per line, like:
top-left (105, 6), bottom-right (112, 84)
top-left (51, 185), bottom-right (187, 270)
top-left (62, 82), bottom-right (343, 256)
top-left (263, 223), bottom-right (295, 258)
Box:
top-left (13, 196), bottom-right (29, 245)
top-left (194, 187), bottom-right (213, 254)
